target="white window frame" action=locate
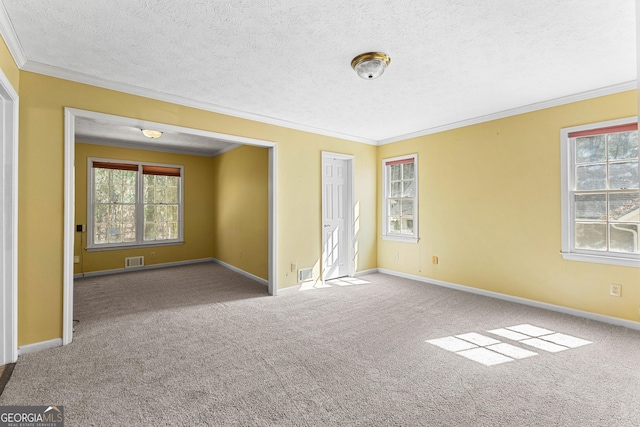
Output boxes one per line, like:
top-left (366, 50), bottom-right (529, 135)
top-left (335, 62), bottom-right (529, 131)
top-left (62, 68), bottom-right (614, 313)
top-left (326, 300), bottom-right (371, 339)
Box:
top-left (87, 158), bottom-right (184, 250)
top-left (382, 153), bottom-right (419, 243)
top-left (560, 117), bottom-right (640, 268)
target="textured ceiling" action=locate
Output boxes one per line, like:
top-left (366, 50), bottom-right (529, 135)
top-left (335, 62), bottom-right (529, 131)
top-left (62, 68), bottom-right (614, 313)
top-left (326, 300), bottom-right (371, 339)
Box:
top-left (75, 116), bottom-right (240, 157)
top-left (0, 1), bottom-right (637, 143)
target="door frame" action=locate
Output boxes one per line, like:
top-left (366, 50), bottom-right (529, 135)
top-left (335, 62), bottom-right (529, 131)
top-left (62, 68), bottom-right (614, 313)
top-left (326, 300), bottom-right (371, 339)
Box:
top-left (0, 68), bottom-right (18, 365)
top-left (321, 151), bottom-right (355, 281)
top-left (63, 108), bottom-right (278, 345)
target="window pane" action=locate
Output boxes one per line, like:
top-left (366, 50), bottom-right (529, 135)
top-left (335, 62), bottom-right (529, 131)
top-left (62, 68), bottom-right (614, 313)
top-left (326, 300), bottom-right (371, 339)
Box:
top-left (402, 200), bottom-right (414, 216)
top-left (389, 199), bottom-right (400, 216)
top-left (95, 184), bottom-right (110, 203)
top-left (403, 180), bottom-right (415, 197)
top-left (390, 182), bottom-right (402, 197)
top-left (389, 218), bottom-right (401, 234)
top-left (575, 223), bottom-right (607, 251)
top-left (166, 185), bottom-right (178, 203)
top-left (390, 164), bottom-right (401, 181)
top-left (576, 164), bottom-right (606, 190)
top-left (401, 218), bottom-right (414, 235)
top-left (608, 131), bottom-right (638, 161)
top-left (609, 192), bottom-right (640, 222)
top-left (167, 205), bottom-right (179, 222)
top-left (609, 224), bottom-right (639, 253)
top-left (575, 194), bottom-right (606, 220)
top-left (608, 161), bottom-right (638, 190)
top-left (403, 163), bottom-right (415, 180)
top-left (155, 187), bottom-right (167, 204)
top-left (144, 223), bottom-right (156, 241)
top-left (576, 135), bottom-right (606, 163)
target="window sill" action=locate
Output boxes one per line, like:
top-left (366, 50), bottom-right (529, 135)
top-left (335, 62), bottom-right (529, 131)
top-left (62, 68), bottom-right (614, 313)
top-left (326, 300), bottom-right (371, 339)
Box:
top-left (560, 252), bottom-right (640, 268)
top-left (87, 240), bottom-right (184, 252)
top-left (382, 235), bottom-right (419, 243)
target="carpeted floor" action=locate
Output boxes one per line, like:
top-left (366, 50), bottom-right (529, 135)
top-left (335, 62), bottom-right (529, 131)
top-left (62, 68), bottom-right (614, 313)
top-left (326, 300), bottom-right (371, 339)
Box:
top-left (1, 263), bottom-right (639, 426)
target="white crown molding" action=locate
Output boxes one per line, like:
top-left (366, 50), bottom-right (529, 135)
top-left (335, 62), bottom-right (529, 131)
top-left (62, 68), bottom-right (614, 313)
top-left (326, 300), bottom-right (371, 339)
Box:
top-left (0, 2), bottom-right (26, 67)
top-left (0, 0), bottom-right (634, 148)
top-left (378, 80), bottom-right (638, 145)
top-left (20, 59), bottom-right (379, 146)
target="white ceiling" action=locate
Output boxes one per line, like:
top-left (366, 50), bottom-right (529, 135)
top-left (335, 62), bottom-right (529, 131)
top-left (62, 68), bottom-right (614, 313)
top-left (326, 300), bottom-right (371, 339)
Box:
top-left (0, 1), bottom-right (636, 145)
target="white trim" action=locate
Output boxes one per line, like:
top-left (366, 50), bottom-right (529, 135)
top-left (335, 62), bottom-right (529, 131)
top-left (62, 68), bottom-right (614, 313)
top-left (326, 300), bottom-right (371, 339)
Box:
top-left (0, 66), bottom-right (18, 365)
top-left (268, 144), bottom-right (277, 296)
top-left (0, 2), bottom-right (27, 68)
top-left (74, 257), bottom-right (216, 279)
top-left (0, 1), bottom-right (633, 148)
top-left (211, 258), bottom-right (269, 287)
top-left (86, 157), bottom-right (184, 250)
top-left (18, 338), bottom-right (63, 356)
top-left (22, 60), bottom-right (377, 146)
top-left (354, 268), bottom-right (379, 277)
top-left (64, 108), bottom-right (278, 346)
top-left (381, 153), bottom-right (419, 242)
top-left (0, 8), bottom-right (632, 149)
top-left (560, 116), bottom-right (640, 268)
top-left (321, 152), bottom-right (356, 281)
top-left (378, 268), bottom-right (640, 331)
top-left (63, 110), bottom-right (75, 345)
top-left (379, 81), bottom-right (638, 145)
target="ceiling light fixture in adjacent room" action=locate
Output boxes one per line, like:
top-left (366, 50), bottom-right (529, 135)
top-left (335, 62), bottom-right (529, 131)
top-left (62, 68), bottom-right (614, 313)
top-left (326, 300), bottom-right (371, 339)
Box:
top-left (141, 129), bottom-right (163, 139)
top-left (351, 52), bottom-right (391, 80)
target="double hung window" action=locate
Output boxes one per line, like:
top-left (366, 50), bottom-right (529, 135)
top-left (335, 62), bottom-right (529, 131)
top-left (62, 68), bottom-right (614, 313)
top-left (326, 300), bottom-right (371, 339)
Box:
top-left (382, 154), bottom-right (418, 242)
top-left (561, 118), bottom-right (639, 267)
top-left (88, 159), bottom-right (183, 249)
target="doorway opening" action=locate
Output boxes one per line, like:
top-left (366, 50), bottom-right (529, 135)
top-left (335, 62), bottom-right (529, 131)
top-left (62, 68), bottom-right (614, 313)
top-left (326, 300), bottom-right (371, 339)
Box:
top-left (63, 108), bottom-right (278, 345)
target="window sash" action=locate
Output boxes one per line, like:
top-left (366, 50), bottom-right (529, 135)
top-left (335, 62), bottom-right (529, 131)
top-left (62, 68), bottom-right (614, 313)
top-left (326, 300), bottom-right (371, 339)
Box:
top-left (561, 117), bottom-right (640, 266)
top-left (382, 154), bottom-right (418, 242)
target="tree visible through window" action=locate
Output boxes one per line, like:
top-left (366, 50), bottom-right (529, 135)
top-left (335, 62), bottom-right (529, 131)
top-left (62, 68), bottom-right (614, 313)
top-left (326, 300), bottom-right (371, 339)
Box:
top-left (89, 159), bottom-right (183, 249)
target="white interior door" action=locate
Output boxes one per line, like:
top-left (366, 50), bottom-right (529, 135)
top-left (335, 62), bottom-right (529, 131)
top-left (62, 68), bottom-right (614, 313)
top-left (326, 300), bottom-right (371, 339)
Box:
top-left (322, 155), bottom-right (351, 280)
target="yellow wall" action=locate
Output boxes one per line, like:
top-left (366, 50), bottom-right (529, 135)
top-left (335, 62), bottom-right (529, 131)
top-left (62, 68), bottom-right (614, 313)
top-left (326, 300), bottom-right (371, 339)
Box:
top-left (211, 145), bottom-right (269, 280)
top-left (16, 71), bottom-right (378, 346)
top-left (74, 143), bottom-right (216, 274)
top-left (0, 35), bottom-right (19, 90)
top-left (378, 90), bottom-right (640, 322)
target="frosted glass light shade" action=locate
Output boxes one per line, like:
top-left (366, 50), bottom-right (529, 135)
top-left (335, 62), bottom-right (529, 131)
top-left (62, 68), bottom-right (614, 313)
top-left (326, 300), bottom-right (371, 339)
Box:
top-left (141, 129), bottom-right (163, 139)
top-left (351, 52), bottom-right (391, 80)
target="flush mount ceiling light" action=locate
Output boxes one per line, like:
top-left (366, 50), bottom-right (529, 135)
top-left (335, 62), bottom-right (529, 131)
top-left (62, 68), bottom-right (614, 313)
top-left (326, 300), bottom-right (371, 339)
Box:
top-left (351, 52), bottom-right (391, 80)
top-left (141, 129), bottom-right (163, 139)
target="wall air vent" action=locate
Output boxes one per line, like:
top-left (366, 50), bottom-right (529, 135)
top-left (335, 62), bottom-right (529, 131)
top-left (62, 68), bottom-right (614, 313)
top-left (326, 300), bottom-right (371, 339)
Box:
top-left (298, 267), bottom-right (313, 283)
top-left (125, 256), bottom-right (144, 268)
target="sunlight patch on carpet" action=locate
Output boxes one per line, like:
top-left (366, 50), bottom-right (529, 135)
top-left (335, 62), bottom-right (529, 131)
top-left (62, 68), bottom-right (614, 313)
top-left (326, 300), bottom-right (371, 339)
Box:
top-left (300, 277), bottom-right (372, 291)
top-left (427, 324), bottom-right (592, 366)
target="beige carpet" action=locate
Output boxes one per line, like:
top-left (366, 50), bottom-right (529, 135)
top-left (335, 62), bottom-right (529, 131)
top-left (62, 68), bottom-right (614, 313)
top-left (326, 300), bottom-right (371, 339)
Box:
top-left (1, 263), bottom-right (639, 426)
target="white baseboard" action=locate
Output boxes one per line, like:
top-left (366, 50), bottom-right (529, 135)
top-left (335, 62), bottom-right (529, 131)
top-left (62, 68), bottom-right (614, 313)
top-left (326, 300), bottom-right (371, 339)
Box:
top-left (74, 258), bottom-right (216, 279)
top-left (18, 338), bottom-right (63, 356)
top-left (378, 268), bottom-right (640, 332)
top-left (355, 268), bottom-right (379, 277)
top-left (211, 258), bottom-right (269, 286)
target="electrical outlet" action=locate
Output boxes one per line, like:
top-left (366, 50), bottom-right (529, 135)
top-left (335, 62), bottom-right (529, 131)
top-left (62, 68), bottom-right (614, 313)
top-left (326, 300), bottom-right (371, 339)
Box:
top-left (393, 252), bottom-right (399, 260)
top-left (609, 283), bottom-right (622, 297)
top-left (150, 252), bottom-right (156, 258)
top-left (74, 256), bottom-right (80, 264)
top-left (432, 256), bottom-right (439, 265)
top-left (291, 263), bottom-right (296, 272)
